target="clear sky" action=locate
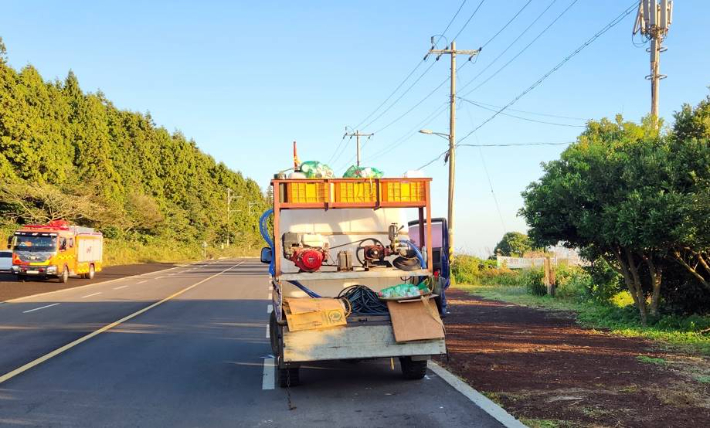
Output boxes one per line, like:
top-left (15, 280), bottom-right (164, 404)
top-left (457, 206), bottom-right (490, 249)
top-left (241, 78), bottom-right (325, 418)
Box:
top-left (2, 1), bottom-right (708, 256)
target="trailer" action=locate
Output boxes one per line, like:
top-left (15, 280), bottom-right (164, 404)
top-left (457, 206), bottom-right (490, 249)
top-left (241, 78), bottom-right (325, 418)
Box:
top-left (260, 177), bottom-right (447, 387)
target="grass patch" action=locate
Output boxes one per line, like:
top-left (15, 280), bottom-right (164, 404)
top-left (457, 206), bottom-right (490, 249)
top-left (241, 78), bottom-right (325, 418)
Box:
top-left (104, 238), bottom-right (258, 266)
top-left (694, 375), bottom-right (710, 384)
top-left (636, 355), bottom-right (668, 365)
top-left (519, 418), bottom-right (574, 428)
top-left (454, 283), bottom-right (710, 356)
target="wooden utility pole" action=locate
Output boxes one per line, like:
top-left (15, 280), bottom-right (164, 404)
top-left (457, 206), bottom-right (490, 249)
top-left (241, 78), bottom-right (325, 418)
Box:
top-left (426, 40), bottom-right (480, 262)
top-left (343, 129), bottom-right (373, 167)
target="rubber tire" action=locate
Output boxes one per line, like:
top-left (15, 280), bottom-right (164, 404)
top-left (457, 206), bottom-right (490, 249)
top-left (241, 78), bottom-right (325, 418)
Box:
top-left (278, 367), bottom-right (300, 388)
top-left (59, 265), bottom-right (69, 284)
top-left (269, 311), bottom-right (280, 356)
top-left (87, 264), bottom-right (95, 280)
top-left (400, 357), bottom-right (427, 380)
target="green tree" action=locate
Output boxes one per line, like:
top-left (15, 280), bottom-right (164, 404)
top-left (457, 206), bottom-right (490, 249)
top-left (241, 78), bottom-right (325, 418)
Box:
top-left (494, 232), bottom-right (533, 257)
top-left (520, 107), bottom-right (710, 324)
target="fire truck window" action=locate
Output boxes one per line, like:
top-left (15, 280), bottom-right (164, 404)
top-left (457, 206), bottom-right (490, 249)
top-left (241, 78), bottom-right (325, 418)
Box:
top-left (59, 238), bottom-right (67, 251)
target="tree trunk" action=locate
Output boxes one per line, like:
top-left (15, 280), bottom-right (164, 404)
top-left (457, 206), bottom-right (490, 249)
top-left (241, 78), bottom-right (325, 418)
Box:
top-left (644, 256), bottom-right (662, 318)
top-left (616, 248), bottom-right (647, 325)
top-left (672, 249), bottom-right (710, 291)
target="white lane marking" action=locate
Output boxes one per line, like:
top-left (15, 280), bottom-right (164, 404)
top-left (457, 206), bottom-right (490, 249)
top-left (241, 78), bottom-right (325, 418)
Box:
top-left (155, 276), bottom-right (165, 280)
top-left (0, 261), bottom-right (245, 385)
top-left (113, 285), bottom-right (128, 290)
top-left (267, 304), bottom-right (273, 314)
top-left (428, 362), bottom-right (527, 428)
top-left (81, 292), bottom-right (102, 299)
top-left (262, 357), bottom-right (275, 390)
top-left (265, 324), bottom-right (270, 339)
top-left (23, 303), bottom-right (60, 313)
top-left (137, 280), bottom-right (148, 284)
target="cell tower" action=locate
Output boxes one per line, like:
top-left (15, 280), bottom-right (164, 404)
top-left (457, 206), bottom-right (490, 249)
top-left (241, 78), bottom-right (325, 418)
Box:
top-left (633, 0), bottom-right (673, 125)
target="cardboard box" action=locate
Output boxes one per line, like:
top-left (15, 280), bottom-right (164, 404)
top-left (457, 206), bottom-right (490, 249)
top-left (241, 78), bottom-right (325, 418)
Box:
top-left (284, 298), bottom-right (347, 332)
top-left (387, 297), bottom-right (445, 343)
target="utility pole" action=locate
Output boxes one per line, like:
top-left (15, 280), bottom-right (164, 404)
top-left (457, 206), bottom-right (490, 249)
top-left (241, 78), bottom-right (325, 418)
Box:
top-left (226, 188), bottom-right (232, 248)
top-left (343, 128), bottom-right (373, 167)
top-left (633, 0), bottom-right (673, 127)
top-left (425, 39), bottom-right (480, 263)
top-left (225, 189), bottom-right (243, 247)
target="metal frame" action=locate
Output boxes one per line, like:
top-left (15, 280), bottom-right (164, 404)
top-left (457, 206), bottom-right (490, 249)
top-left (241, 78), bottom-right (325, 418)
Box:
top-left (271, 177), bottom-right (434, 278)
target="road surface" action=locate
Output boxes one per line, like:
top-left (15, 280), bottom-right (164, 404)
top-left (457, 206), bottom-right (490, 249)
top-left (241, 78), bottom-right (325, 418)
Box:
top-left (0, 259), bottom-right (504, 427)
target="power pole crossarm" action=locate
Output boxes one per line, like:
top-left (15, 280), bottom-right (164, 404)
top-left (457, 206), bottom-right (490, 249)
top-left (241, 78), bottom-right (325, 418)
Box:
top-left (343, 129), bottom-right (374, 167)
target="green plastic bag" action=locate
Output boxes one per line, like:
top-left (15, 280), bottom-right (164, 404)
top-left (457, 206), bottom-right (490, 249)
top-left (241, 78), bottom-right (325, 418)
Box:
top-left (343, 165), bottom-right (384, 178)
top-left (377, 282), bottom-right (430, 299)
top-left (299, 161), bottom-right (334, 178)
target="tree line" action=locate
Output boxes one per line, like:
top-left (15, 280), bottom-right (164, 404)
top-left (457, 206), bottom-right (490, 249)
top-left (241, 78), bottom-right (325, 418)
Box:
top-left (0, 38), bottom-right (268, 250)
top-left (521, 96), bottom-right (710, 322)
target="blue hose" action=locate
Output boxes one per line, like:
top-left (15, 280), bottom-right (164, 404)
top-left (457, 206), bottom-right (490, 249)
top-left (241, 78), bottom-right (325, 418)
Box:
top-left (401, 239), bottom-right (426, 268)
top-left (259, 209), bottom-right (275, 276)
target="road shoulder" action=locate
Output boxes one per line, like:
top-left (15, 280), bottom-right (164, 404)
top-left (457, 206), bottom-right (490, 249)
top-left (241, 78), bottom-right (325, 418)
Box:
top-left (437, 288), bottom-right (710, 428)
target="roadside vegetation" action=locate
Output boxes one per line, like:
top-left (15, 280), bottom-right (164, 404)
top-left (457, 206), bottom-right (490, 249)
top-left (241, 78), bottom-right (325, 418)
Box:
top-left (0, 38), bottom-right (266, 264)
top-left (453, 255), bottom-right (710, 356)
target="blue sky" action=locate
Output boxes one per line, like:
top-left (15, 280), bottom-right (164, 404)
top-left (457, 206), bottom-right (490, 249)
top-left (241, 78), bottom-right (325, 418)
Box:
top-left (2, 1), bottom-right (708, 256)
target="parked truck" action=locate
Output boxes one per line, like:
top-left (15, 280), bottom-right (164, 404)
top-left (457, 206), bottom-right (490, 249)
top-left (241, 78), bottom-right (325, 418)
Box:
top-left (9, 220), bottom-right (103, 283)
top-left (260, 177), bottom-right (447, 387)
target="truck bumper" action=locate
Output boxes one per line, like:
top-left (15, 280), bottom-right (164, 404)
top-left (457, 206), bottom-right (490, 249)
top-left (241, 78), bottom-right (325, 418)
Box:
top-left (282, 322), bottom-right (446, 363)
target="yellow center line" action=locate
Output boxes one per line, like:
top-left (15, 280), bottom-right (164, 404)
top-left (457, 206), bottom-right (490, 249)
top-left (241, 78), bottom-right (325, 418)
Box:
top-left (0, 261), bottom-right (244, 385)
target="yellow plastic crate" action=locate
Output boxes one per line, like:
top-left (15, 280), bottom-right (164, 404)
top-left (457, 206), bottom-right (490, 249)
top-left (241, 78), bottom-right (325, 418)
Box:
top-left (382, 180), bottom-right (426, 203)
top-left (286, 182), bottom-right (329, 204)
top-left (335, 181), bottom-right (377, 203)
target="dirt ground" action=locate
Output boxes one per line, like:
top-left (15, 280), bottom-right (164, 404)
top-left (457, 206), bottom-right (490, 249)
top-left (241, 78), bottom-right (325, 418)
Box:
top-left (0, 262), bottom-right (176, 302)
top-left (436, 289), bottom-right (710, 428)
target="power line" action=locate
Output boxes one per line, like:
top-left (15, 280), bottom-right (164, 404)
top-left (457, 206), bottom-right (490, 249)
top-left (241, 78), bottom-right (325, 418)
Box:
top-left (350, 0), bottom-right (470, 133)
top-left (456, 0), bottom-right (559, 97)
top-left (470, 100), bottom-right (587, 120)
top-left (450, 0), bottom-right (487, 42)
top-left (415, 141), bottom-right (573, 171)
top-left (456, 1), bottom-right (638, 145)
top-left (480, 0), bottom-right (533, 48)
top-left (459, 98), bottom-right (586, 127)
top-left (363, 102), bottom-right (449, 163)
top-left (461, 0), bottom-right (579, 97)
top-left (332, 1), bottom-right (470, 165)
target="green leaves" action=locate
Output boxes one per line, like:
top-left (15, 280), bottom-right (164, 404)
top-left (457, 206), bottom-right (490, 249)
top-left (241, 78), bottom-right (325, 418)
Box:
top-left (0, 50), bottom-right (267, 248)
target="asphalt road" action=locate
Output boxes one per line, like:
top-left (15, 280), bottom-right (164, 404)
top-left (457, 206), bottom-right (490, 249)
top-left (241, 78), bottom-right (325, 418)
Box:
top-left (0, 259), bottom-right (504, 427)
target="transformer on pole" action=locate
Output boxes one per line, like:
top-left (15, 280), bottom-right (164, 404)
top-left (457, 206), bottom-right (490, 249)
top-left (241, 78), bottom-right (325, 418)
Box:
top-left (633, 0), bottom-right (673, 126)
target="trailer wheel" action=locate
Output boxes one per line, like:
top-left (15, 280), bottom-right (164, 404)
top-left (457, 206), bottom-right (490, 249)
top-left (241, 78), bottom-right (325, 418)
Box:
top-left (59, 265), bottom-right (69, 284)
top-left (269, 311), bottom-right (280, 356)
top-left (87, 264), bottom-right (95, 280)
top-left (400, 357), bottom-right (427, 380)
top-left (278, 367), bottom-right (300, 388)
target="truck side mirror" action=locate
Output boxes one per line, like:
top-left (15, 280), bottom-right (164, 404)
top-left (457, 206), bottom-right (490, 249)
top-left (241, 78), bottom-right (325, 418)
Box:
top-left (260, 247), bottom-right (273, 264)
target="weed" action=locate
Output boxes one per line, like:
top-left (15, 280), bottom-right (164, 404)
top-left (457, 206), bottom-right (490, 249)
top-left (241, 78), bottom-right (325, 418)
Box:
top-left (636, 355), bottom-right (667, 365)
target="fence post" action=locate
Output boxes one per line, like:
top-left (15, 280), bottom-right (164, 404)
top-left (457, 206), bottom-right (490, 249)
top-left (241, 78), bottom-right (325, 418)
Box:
top-left (544, 256), bottom-right (556, 296)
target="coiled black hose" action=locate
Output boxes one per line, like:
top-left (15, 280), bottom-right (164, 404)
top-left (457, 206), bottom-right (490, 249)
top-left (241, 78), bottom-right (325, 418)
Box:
top-left (337, 285), bottom-right (389, 316)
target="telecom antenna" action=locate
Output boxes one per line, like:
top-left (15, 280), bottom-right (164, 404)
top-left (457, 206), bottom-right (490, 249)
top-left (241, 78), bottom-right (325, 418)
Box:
top-left (633, 0), bottom-right (673, 126)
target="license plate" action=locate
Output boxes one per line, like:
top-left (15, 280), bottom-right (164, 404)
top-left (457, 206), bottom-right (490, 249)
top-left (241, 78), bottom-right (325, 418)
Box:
top-left (26, 270), bottom-right (39, 275)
